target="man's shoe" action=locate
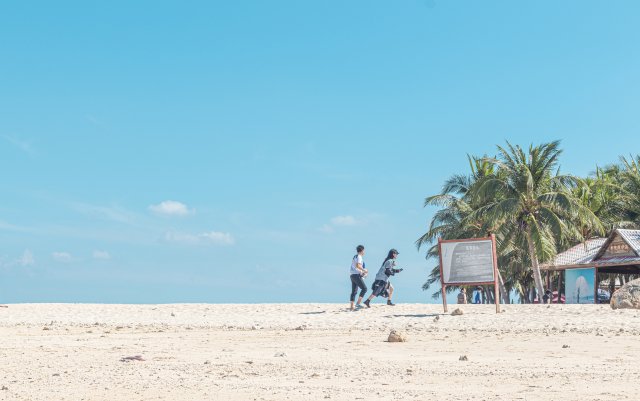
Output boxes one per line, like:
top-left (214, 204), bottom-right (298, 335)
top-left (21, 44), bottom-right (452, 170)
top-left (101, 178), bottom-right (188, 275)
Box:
top-left (387, 300), bottom-right (395, 306)
top-left (364, 299), bottom-right (371, 308)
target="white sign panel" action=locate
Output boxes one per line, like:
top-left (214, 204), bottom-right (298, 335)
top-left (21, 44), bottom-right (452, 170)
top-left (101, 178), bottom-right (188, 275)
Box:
top-left (441, 239), bottom-right (495, 284)
top-left (565, 268), bottom-right (595, 304)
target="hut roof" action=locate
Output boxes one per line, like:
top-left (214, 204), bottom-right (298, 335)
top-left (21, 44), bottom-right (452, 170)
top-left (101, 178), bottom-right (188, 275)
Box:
top-left (540, 229), bottom-right (640, 271)
top-left (617, 229), bottom-right (640, 254)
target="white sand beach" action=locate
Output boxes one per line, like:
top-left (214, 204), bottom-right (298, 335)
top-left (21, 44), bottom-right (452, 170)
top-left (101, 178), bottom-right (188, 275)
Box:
top-left (1, 303), bottom-right (639, 400)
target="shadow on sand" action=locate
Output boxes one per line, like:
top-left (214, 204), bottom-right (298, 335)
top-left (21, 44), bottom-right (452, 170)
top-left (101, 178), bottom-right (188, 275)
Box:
top-left (383, 313), bottom-right (444, 318)
top-left (298, 311), bottom-right (327, 315)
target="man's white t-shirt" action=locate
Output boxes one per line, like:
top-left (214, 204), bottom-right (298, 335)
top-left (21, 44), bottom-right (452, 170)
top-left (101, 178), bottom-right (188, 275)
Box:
top-left (350, 254), bottom-right (363, 275)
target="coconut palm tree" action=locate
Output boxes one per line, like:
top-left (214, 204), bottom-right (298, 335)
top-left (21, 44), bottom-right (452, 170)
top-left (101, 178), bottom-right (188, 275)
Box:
top-left (620, 155), bottom-right (640, 226)
top-left (416, 176), bottom-right (484, 300)
top-left (417, 155), bottom-right (511, 302)
top-left (574, 166), bottom-right (629, 235)
top-left (416, 155), bottom-right (496, 249)
top-left (474, 141), bottom-right (604, 302)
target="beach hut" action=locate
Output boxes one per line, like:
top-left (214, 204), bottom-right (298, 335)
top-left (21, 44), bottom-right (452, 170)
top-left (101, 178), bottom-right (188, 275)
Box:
top-left (540, 229), bottom-right (640, 304)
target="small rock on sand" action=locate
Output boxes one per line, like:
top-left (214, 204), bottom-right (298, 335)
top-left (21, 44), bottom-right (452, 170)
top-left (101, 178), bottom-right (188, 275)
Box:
top-left (459, 355), bottom-right (468, 361)
top-left (120, 355), bottom-right (145, 362)
top-left (451, 308), bottom-right (464, 316)
top-left (388, 330), bottom-right (407, 342)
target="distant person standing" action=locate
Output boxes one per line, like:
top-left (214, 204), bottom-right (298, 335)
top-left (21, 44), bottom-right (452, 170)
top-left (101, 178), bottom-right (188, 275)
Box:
top-left (349, 245), bottom-right (368, 310)
top-left (363, 249), bottom-right (403, 307)
top-left (457, 288), bottom-right (467, 304)
top-left (474, 287), bottom-right (482, 304)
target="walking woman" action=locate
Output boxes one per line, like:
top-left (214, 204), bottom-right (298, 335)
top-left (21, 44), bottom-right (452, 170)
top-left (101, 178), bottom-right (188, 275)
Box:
top-left (364, 249), bottom-right (403, 307)
top-left (349, 245), bottom-right (368, 310)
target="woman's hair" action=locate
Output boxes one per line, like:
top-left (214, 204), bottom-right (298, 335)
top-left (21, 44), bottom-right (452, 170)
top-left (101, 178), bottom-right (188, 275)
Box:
top-left (382, 249), bottom-right (397, 266)
top-left (356, 245), bottom-right (365, 253)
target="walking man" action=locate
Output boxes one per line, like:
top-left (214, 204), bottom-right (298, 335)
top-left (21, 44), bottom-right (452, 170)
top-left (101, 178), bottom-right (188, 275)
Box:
top-left (349, 245), bottom-right (368, 310)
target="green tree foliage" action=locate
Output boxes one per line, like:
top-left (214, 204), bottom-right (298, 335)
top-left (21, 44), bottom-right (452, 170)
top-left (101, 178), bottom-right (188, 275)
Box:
top-left (620, 155), bottom-right (640, 226)
top-left (417, 141), bottom-right (631, 303)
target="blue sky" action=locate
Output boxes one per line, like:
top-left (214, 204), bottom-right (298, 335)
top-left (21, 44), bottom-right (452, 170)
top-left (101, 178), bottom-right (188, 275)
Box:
top-left (1, 1), bottom-right (639, 303)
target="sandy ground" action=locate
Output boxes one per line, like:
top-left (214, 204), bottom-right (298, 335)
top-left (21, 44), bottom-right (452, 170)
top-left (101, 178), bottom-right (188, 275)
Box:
top-left (1, 303), bottom-right (640, 401)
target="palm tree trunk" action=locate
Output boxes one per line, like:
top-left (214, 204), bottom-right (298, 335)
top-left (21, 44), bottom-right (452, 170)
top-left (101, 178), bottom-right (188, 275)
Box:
top-left (546, 272), bottom-right (551, 292)
top-left (557, 272), bottom-right (562, 304)
top-left (497, 270), bottom-right (510, 303)
top-left (609, 274), bottom-right (616, 296)
top-left (525, 228), bottom-right (546, 303)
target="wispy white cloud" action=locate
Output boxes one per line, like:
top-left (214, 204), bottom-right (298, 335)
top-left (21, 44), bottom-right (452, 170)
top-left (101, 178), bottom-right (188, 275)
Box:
top-left (319, 215), bottom-right (361, 233)
top-left (0, 220), bottom-right (33, 233)
top-left (330, 215), bottom-right (358, 226)
top-left (163, 231), bottom-right (235, 246)
top-left (163, 232), bottom-right (199, 244)
top-left (200, 231), bottom-right (235, 245)
top-left (18, 249), bottom-right (35, 266)
top-left (2, 134), bottom-right (35, 156)
top-left (319, 224), bottom-right (334, 233)
top-left (92, 250), bottom-right (111, 260)
top-left (149, 200), bottom-right (193, 216)
top-left (71, 202), bottom-right (138, 224)
top-left (52, 252), bottom-right (72, 262)
top-left (0, 249), bottom-right (35, 270)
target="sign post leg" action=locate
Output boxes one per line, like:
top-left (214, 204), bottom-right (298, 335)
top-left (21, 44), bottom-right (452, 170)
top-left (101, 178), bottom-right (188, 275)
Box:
top-left (494, 279), bottom-right (500, 313)
top-left (437, 238), bottom-right (448, 313)
top-left (491, 234), bottom-right (500, 313)
top-left (442, 284), bottom-right (448, 313)
top-left (594, 267), bottom-right (598, 304)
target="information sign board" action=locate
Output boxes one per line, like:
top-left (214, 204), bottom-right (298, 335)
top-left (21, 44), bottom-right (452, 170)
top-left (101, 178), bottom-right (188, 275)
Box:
top-left (438, 235), bottom-right (500, 313)
top-left (440, 239), bottom-right (495, 284)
